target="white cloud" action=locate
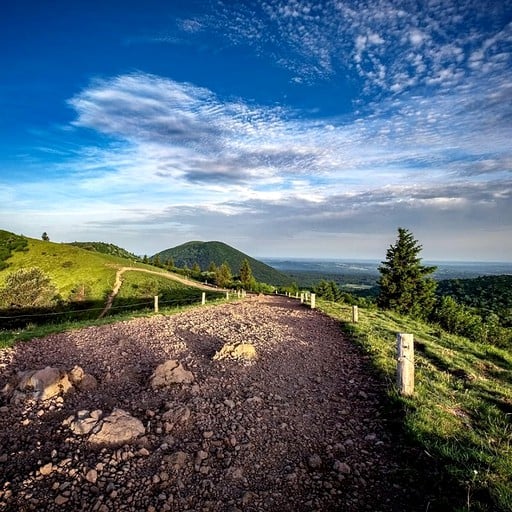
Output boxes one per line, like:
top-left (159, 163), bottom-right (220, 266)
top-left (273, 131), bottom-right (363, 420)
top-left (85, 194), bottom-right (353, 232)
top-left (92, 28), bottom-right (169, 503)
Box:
top-left (409, 29), bottom-right (424, 46)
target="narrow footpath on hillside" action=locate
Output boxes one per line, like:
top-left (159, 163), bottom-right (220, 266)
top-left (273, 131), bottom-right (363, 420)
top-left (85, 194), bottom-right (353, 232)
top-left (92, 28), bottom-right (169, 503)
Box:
top-left (98, 267), bottom-right (222, 318)
top-left (0, 295), bottom-right (445, 511)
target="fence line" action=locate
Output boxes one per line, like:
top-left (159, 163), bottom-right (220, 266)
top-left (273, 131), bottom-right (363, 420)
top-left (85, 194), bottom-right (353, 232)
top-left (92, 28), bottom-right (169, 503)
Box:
top-left (0, 292), bottom-right (232, 322)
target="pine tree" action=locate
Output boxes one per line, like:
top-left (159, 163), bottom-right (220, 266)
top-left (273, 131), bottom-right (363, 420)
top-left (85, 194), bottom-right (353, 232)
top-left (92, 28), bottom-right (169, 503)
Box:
top-left (377, 228), bottom-right (437, 318)
top-left (239, 259), bottom-right (254, 290)
top-left (215, 262), bottom-right (232, 288)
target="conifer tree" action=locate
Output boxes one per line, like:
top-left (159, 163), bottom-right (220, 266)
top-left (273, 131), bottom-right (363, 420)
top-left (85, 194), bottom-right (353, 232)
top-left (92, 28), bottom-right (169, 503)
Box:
top-left (239, 259), bottom-right (254, 290)
top-left (215, 261), bottom-right (232, 288)
top-left (377, 228), bottom-right (437, 318)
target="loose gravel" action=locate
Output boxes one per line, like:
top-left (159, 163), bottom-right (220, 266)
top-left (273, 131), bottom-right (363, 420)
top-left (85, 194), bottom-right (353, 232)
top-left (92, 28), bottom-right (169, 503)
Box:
top-left (0, 295), bottom-right (443, 511)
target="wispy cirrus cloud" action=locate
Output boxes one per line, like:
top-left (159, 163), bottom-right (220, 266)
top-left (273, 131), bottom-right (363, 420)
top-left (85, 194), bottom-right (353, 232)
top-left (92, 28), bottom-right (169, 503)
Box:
top-left (199, 0), bottom-right (512, 95)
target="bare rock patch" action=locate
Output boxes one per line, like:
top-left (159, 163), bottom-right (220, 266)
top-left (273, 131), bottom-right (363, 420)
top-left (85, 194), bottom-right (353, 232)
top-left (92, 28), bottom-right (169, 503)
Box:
top-left (150, 360), bottom-right (194, 388)
top-left (213, 342), bottom-right (257, 361)
top-left (2, 365), bottom-right (96, 403)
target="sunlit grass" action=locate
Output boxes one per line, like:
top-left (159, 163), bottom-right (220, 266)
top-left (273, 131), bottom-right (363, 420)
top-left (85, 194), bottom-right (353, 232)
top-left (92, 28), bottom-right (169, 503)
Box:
top-left (317, 299), bottom-right (512, 512)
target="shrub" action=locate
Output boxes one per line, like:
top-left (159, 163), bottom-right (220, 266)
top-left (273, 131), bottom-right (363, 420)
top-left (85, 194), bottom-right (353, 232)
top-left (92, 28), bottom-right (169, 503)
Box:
top-left (0, 267), bottom-right (59, 308)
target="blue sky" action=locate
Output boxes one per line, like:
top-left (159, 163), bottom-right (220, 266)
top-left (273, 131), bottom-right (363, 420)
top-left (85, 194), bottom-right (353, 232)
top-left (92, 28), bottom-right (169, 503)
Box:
top-left (1, 0), bottom-right (511, 261)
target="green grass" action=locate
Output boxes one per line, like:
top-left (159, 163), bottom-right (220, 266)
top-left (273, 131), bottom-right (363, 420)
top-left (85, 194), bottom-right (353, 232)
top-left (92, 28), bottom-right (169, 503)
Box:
top-left (317, 300), bottom-right (512, 512)
top-left (0, 234), bottom-right (227, 332)
top-left (0, 238), bottom-right (134, 300)
top-left (0, 237), bottom-right (204, 302)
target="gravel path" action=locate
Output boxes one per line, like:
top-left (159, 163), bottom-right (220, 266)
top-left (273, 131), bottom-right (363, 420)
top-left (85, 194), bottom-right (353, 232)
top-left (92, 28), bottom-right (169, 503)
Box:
top-left (0, 296), bottom-right (440, 511)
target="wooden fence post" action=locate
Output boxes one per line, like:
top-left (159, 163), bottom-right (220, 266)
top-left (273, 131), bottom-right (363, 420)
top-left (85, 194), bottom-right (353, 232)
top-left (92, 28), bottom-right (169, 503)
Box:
top-left (310, 293), bottom-right (316, 309)
top-left (154, 295), bottom-right (159, 313)
top-left (300, 293), bottom-right (304, 303)
top-left (396, 333), bottom-right (414, 395)
top-left (201, 292), bottom-right (206, 305)
top-left (226, 291), bottom-right (229, 300)
top-left (352, 305), bottom-right (359, 323)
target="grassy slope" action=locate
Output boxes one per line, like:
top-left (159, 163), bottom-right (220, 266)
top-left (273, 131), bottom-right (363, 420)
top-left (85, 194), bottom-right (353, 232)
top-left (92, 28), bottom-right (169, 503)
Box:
top-left (318, 300), bottom-right (512, 512)
top-left (66, 241), bottom-right (140, 261)
top-left (115, 271), bottom-right (223, 307)
top-left (0, 238), bottom-right (213, 302)
top-left (0, 238), bottom-right (137, 300)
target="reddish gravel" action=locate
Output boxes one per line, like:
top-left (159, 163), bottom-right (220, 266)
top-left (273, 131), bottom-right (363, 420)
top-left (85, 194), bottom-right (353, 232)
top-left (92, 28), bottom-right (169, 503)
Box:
top-left (0, 295), bottom-right (444, 511)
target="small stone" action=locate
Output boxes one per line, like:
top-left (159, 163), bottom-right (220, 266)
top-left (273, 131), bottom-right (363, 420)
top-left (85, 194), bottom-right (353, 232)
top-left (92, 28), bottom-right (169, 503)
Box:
top-left (55, 495), bottom-right (69, 505)
top-left (196, 450), bottom-right (209, 461)
top-left (85, 468), bottom-right (98, 484)
top-left (307, 454), bottom-right (322, 469)
top-left (203, 431), bottom-right (214, 439)
top-left (39, 463), bottom-right (54, 476)
top-left (224, 399), bottom-right (235, 409)
top-left (333, 460), bottom-right (351, 474)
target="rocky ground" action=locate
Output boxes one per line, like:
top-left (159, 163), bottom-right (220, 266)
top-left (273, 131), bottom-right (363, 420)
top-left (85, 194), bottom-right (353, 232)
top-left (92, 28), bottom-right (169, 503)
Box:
top-left (0, 295), bottom-right (447, 511)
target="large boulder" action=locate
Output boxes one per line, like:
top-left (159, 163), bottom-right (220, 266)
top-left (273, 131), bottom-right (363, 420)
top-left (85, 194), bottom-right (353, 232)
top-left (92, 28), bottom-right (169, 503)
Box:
top-left (150, 360), bottom-right (194, 389)
top-left (2, 365), bottom-right (96, 403)
top-left (5, 366), bottom-right (72, 402)
top-left (87, 409), bottom-right (145, 447)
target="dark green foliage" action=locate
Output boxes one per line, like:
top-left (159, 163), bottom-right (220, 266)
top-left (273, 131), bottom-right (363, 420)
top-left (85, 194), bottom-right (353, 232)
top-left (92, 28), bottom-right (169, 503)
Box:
top-left (68, 241), bottom-right (139, 261)
top-left (314, 280), bottom-right (342, 301)
top-left (0, 230), bottom-right (29, 270)
top-left (437, 275), bottom-right (512, 326)
top-left (152, 241), bottom-right (291, 285)
top-left (215, 261), bottom-right (232, 288)
top-left (432, 296), bottom-right (512, 347)
top-left (239, 259), bottom-right (255, 290)
top-left (0, 267), bottom-right (59, 308)
top-left (433, 296), bottom-right (485, 341)
top-left (377, 228), bottom-right (437, 318)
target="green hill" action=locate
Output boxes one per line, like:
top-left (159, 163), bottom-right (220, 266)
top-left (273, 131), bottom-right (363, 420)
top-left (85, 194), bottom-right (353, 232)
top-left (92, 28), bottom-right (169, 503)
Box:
top-left (67, 241), bottom-right (140, 261)
top-left (0, 231), bottom-right (213, 303)
top-left (0, 236), bottom-right (141, 301)
top-left (153, 241), bottom-right (292, 285)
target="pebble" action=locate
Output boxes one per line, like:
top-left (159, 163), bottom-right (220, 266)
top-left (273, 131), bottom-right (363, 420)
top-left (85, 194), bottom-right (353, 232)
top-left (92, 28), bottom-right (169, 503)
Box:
top-left (39, 463), bottom-right (53, 476)
top-left (85, 469), bottom-right (98, 484)
top-left (55, 495), bottom-right (69, 505)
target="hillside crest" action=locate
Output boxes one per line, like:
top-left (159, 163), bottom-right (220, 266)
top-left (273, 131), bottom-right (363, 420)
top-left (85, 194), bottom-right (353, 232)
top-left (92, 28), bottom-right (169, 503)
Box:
top-left (153, 241), bottom-right (291, 285)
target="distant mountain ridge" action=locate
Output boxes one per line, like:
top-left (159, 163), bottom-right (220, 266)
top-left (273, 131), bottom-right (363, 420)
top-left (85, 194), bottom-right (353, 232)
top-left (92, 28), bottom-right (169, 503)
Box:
top-left (153, 241), bottom-right (292, 285)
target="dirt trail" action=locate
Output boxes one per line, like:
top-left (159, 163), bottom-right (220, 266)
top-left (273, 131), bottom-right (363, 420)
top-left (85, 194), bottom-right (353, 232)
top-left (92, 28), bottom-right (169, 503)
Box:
top-left (99, 267), bottom-right (221, 318)
top-left (0, 296), bottom-right (443, 511)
